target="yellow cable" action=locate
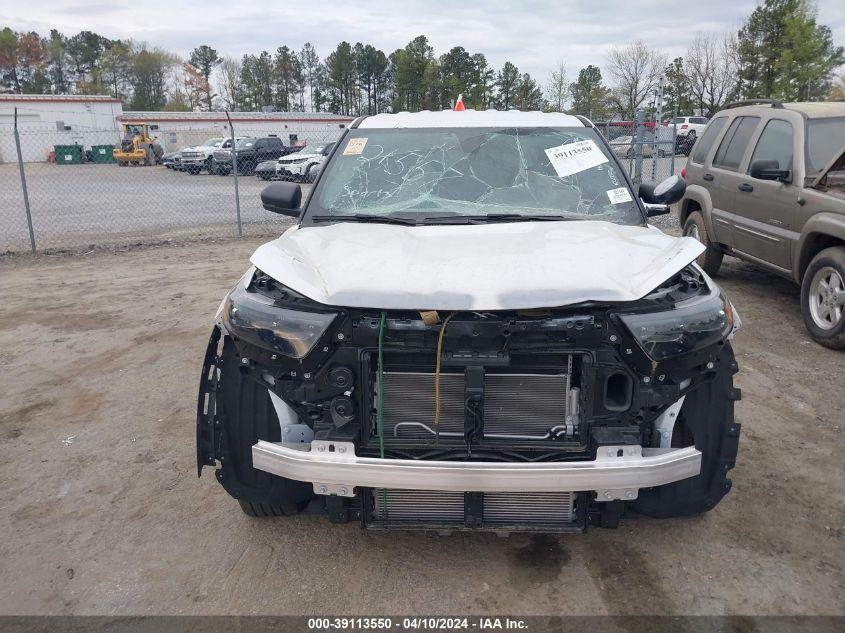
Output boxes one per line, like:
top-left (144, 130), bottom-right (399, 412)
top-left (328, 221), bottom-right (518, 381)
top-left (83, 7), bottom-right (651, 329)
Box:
top-left (434, 312), bottom-right (456, 441)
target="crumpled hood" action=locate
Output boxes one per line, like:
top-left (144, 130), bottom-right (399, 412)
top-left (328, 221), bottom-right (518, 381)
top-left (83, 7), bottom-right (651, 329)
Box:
top-left (250, 220), bottom-right (704, 310)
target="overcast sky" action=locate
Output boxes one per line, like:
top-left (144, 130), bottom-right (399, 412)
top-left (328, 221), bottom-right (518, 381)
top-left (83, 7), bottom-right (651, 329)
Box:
top-left (2, 0), bottom-right (844, 84)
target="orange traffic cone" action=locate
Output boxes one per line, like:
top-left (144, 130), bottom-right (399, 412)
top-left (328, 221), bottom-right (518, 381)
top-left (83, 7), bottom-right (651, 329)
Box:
top-left (454, 94), bottom-right (465, 111)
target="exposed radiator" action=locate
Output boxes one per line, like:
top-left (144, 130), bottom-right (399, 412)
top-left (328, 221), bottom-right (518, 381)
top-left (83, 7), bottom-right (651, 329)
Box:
top-left (380, 359), bottom-right (574, 441)
top-left (372, 489), bottom-right (576, 527)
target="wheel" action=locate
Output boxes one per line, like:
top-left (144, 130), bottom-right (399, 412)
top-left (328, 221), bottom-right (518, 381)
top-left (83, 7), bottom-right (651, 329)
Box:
top-left (238, 500), bottom-right (304, 518)
top-left (205, 158), bottom-right (215, 174)
top-left (632, 343), bottom-right (741, 518)
top-left (657, 148), bottom-right (666, 158)
top-left (683, 211), bottom-right (723, 276)
top-left (800, 247), bottom-right (845, 349)
top-left (188, 167), bottom-right (201, 175)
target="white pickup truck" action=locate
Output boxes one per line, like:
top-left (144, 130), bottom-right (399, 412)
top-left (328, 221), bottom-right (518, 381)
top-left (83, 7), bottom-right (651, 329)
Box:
top-left (180, 137), bottom-right (246, 175)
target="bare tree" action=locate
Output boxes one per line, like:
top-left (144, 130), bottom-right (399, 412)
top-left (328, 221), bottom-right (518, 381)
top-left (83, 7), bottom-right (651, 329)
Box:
top-left (829, 72), bottom-right (845, 100)
top-left (606, 40), bottom-right (667, 119)
top-left (216, 55), bottom-right (243, 110)
top-left (545, 60), bottom-right (568, 112)
top-left (686, 32), bottom-right (738, 116)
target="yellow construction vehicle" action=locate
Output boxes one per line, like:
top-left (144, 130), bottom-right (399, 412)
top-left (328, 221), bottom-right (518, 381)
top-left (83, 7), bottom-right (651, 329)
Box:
top-left (113, 122), bottom-right (163, 166)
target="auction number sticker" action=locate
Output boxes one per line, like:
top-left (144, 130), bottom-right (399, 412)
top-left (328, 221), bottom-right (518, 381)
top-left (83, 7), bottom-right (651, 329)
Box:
top-left (606, 187), bottom-right (633, 204)
top-left (544, 139), bottom-right (608, 177)
top-left (344, 138), bottom-right (368, 155)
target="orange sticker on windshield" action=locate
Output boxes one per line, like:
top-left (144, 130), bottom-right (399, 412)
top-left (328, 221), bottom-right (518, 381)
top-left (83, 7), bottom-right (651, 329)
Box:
top-left (343, 138), bottom-right (368, 155)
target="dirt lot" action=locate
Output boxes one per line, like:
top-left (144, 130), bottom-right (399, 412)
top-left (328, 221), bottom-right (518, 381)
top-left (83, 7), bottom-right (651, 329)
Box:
top-left (0, 237), bottom-right (843, 616)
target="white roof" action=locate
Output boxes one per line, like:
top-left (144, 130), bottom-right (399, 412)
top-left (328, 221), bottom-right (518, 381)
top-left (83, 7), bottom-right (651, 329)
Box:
top-left (0, 94), bottom-right (121, 103)
top-left (358, 109), bottom-right (584, 129)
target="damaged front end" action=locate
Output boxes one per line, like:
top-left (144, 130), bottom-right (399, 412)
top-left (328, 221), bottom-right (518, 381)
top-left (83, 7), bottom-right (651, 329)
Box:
top-left (198, 266), bottom-right (741, 532)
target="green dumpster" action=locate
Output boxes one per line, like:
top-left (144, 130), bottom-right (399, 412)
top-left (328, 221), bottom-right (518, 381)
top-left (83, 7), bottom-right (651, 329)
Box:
top-left (91, 144), bottom-right (116, 163)
top-left (54, 144), bottom-right (83, 165)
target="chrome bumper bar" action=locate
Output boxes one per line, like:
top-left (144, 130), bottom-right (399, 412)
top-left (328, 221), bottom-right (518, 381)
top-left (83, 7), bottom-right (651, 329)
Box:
top-left (252, 440), bottom-right (702, 502)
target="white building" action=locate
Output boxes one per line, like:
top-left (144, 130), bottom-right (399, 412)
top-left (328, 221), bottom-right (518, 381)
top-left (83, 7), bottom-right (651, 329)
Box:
top-left (0, 94), bottom-right (353, 163)
top-left (0, 94), bottom-right (123, 162)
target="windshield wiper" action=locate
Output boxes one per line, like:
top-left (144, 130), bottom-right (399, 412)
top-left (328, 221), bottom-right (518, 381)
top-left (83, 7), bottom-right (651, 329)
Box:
top-left (424, 214), bottom-right (572, 224)
top-left (311, 214), bottom-right (419, 226)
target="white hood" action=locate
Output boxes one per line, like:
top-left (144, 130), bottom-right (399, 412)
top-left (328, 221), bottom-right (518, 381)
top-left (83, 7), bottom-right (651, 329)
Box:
top-left (250, 221), bottom-right (704, 311)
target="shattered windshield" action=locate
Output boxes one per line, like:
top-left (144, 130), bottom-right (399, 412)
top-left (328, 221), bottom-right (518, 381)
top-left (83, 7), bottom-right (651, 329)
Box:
top-left (307, 127), bottom-right (643, 225)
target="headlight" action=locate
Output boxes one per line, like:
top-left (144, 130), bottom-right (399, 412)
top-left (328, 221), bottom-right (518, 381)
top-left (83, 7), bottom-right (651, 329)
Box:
top-left (618, 287), bottom-right (733, 361)
top-left (221, 282), bottom-right (337, 359)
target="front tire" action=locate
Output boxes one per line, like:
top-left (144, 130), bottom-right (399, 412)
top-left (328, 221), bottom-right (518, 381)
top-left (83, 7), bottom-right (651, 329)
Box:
top-left (683, 211), bottom-right (723, 276)
top-left (800, 247), bottom-right (845, 349)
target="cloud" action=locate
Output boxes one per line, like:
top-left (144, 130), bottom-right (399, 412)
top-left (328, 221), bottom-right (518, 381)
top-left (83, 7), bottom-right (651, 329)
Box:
top-left (2, 0), bottom-right (843, 82)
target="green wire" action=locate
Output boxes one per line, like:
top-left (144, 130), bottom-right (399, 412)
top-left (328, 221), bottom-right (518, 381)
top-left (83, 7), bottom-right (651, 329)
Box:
top-left (377, 312), bottom-right (388, 520)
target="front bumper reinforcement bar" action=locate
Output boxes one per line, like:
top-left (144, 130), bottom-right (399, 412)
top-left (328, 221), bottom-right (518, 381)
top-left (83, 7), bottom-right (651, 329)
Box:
top-left (252, 440), bottom-right (702, 502)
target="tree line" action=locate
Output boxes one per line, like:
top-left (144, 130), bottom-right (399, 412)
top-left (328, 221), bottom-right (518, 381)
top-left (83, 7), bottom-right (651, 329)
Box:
top-left (1, 0), bottom-right (841, 120)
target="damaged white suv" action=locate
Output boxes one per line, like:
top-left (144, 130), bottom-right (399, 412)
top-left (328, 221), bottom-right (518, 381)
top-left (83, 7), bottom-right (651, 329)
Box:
top-left (198, 110), bottom-right (741, 532)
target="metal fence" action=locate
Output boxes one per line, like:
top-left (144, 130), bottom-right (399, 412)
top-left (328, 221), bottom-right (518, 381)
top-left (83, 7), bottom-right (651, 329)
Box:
top-left (2, 112), bottom-right (687, 254)
top-left (1, 118), bottom-right (344, 253)
top-left (593, 114), bottom-right (686, 187)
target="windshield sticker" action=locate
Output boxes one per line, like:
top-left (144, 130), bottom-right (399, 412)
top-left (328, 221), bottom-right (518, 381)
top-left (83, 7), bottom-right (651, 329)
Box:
top-left (343, 138), bottom-right (368, 155)
top-left (606, 187), bottom-right (633, 204)
top-left (544, 139), bottom-right (608, 178)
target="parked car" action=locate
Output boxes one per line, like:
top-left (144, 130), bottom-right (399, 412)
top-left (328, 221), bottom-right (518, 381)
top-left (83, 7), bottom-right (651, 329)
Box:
top-left (197, 110), bottom-right (742, 532)
top-left (674, 116), bottom-right (709, 156)
top-left (255, 158), bottom-right (278, 181)
top-left (161, 151), bottom-right (181, 170)
top-left (181, 138), bottom-right (230, 174)
top-left (275, 142), bottom-right (335, 182)
top-left (679, 99), bottom-right (845, 348)
top-left (610, 133), bottom-right (657, 158)
top-left (213, 136), bottom-right (291, 176)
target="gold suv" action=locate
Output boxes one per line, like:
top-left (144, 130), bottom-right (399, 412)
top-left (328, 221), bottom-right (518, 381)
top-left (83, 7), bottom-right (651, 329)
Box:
top-left (679, 100), bottom-right (845, 348)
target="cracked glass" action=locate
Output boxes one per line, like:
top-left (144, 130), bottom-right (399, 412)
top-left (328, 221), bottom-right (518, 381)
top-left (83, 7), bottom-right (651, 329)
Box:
top-left (307, 127), bottom-right (643, 225)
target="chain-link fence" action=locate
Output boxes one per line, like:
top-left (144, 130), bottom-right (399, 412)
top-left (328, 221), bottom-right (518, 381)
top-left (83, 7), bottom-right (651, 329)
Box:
top-left (1, 118), bottom-right (345, 253)
top-left (594, 115), bottom-right (688, 186)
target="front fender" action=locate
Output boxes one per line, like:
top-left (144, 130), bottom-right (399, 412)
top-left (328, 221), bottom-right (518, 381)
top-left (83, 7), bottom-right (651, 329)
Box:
top-left (795, 212), bottom-right (845, 282)
top-left (679, 185), bottom-right (716, 238)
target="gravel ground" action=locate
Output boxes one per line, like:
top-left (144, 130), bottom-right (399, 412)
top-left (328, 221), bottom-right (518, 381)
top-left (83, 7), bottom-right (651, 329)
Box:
top-left (1, 232), bottom-right (843, 616)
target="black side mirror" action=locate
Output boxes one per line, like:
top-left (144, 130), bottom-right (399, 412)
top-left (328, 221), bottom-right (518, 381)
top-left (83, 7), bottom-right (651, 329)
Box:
top-left (750, 159), bottom-right (791, 182)
top-left (639, 175), bottom-right (687, 216)
top-left (261, 182), bottom-right (302, 217)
